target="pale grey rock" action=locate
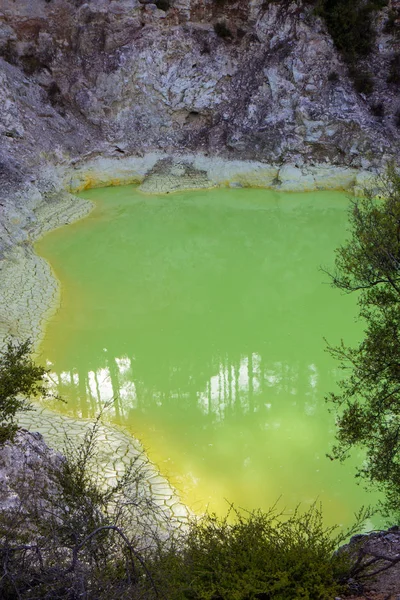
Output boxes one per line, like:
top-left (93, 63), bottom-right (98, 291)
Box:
top-left (339, 528), bottom-right (400, 598)
top-left (138, 157), bottom-right (212, 192)
top-left (0, 430), bottom-right (63, 513)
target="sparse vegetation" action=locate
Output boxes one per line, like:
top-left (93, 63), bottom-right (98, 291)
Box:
top-left (383, 8), bottom-right (400, 35)
top-left (0, 339), bottom-right (49, 443)
top-left (47, 81), bottom-right (64, 109)
top-left (312, 0), bottom-right (387, 94)
top-left (0, 39), bottom-right (18, 66)
top-left (0, 414), bottom-right (162, 599)
top-left (20, 53), bottom-right (45, 75)
top-left (313, 0), bottom-right (387, 61)
top-left (326, 165), bottom-right (400, 517)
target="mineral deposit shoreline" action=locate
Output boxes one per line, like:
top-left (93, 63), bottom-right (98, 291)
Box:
top-left (1, 153), bottom-right (376, 355)
top-left (0, 152), bottom-right (380, 529)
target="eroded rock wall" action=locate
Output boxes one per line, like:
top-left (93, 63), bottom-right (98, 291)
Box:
top-left (1, 0), bottom-right (399, 174)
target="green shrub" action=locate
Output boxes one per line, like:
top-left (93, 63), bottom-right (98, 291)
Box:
top-left (314, 0), bottom-right (387, 61)
top-left (0, 40), bottom-right (17, 65)
top-left (313, 0), bottom-right (385, 94)
top-left (325, 164), bottom-right (400, 517)
top-left (0, 415), bottom-right (159, 599)
top-left (150, 504), bottom-right (360, 600)
top-left (0, 339), bottom-right (49, 443)
top-left (20, 53), bottom-right (45, 75)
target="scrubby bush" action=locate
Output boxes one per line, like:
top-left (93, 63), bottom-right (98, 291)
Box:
top-left (149, 504), bottom-right (368, 600)
top-left (314, 0), bottom-right (387, 61)
top-left (312, 0), bottom-right (384, 95)
top-left (0, 40), bottom-right (18, 66)
top-left (394, 108), bottom-right (400, 127)
top-left (47, 81), bottom-right (63, 107)
top-left (0, 339), bottom-right (49, 443)
top-left (0, 415), bottom-right (161, 599)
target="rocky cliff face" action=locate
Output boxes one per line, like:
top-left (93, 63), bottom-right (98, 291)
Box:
top-left (1, 0), bottom-right (399, 178)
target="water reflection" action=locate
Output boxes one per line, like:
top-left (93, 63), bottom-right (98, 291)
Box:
top-left (37, 187), bottom-right (375, 521)
top-left (46, 351), bottom-right (327, 427)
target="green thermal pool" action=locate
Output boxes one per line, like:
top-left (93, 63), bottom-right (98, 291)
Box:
top-left (36, 185), bottom-right (379, 526)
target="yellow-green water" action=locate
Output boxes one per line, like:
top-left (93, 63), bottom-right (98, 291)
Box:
top-left (36, 185), bottom-right (379, 526)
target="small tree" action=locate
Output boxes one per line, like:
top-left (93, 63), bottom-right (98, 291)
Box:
top-left (0, 339), bottom-right (48, 443)
top-left (327, 164), bottom-right (400, 515)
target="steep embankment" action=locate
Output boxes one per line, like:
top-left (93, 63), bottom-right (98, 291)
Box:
top-left (2, 0), bottom-right (399, 167)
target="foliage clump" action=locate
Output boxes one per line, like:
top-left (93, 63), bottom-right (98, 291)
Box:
top-left (327, 164), bottom-right (400, 516)
top-left (0, 415), bottom-right (160, 599)
top-left (313, 0), bottom-right (387, 61)
top-left (349, 67), bottom-right (374, 95)
top-left (149, 503), bottom-right (360, 600)
top-left (328, 70), bottom-right (339, 83)
top-left (0, 339), bottom-right (48, 443)
top-left (383, 8), bottom-right (400, 35)
top-left (312, 0), bottom-right (386, 94)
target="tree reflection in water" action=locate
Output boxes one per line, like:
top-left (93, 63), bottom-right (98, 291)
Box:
top-left (38, 186), bottom-right (376, 523)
